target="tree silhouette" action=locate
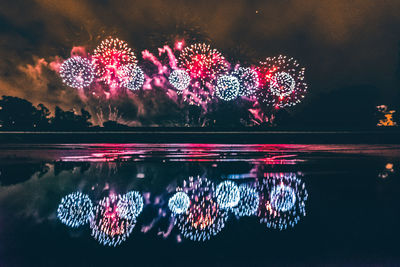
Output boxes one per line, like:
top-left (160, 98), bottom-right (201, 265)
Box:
top-left (51, 106), bottom-right (92, 130)
top-left (102, 120), bottom-right (129, 129)
top-left (0, 96), bottom-right (50, 130)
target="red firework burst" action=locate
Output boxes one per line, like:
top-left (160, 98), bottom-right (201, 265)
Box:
top-left (179, 43), bottom-right (228, 82)
top-left (255, 55), bottom-right (307, 109)
top-left (178, 43), bottom-right (229, 106)
top-left (92, 38), bottom-right (137, 89)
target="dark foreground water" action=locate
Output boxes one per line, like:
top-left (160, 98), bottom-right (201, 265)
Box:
top-left (0, 144), bottom-right (399, 266)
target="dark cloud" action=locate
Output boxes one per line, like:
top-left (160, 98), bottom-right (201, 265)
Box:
top-left (0, 0), bottom-right (399, 124)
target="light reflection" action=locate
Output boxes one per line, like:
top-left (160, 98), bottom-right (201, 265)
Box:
top-left (168, 192), bottom-right (190, 215)
top-left (90, 194), bottom-right (136, 247)
top-left (56, 171), bottom-right (308, 245)
top-left (174, 176), bottom-right (228, 242)
top-left (378, 163), bottom-right (395, 179)
top-left (59, 144), bottom-right (301, 164)
top-left (57, 192), bottom-right (94, 228)
top-left (117, 191), bottom-right (144, 220)
top-left (233, 183), bottom-right (259, 217)
top-left (270, 185), bottom-right (296, 212)
top-left (216, 180), bottom-right (240, 209)
top-left (258, 173), bottom-right (308, 230)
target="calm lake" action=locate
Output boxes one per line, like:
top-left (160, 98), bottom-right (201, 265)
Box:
top-left (0, 144), bottom-right (399, 266)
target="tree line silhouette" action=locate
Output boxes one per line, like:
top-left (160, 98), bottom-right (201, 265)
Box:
top-left (0, 88), bottom-right (396, 130)
top-left (0, 96), bottom-right (93, 130)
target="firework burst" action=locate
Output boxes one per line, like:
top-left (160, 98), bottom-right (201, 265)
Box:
top-left (121, 65), bottom-right (145, 91)
top-left (90, 194), bottom-right (136, 247)
top-left (92, 38), bottom-right (137, 89)
top-left (256, 55), bottom-right (307, 108)
top-left (59, 56), bottom-right (95, 89)
top-left (168, 69), bottom-right (191, 91)
top-left (258, 173), bottom-right (308, 230)
top-left (232, 67), bottom-right (259, 97)
top-left (175, 176), bottom-right (228, 242)
top-left (178, 43), bottom-right (229, 105)
top-left (57, 192), bottom-right (94, 228)
top-left (215, 75), bottom-right (240, 101)
top-left (179, 43), bottom-right (228, 81)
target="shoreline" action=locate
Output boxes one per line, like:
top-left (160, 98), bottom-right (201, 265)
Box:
top-left (0, 130), bottom-right (399, 144)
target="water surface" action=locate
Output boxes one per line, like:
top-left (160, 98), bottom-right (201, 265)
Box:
top-left (0, 144), bottom-right (399, 266)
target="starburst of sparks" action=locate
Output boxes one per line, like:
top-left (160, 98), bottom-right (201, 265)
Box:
top-left (179, 43), bottom-right (228, 81)
top-left (232, 67), bottom-right (259, 97)
top-left (168, 69), bottom-right (191, 91)
top-left (59, 56), bottom-right (95, 89)
top-left (178, 43), bottom-right (229, 106)
top-left (215, 75), bottom-right (240, 101)
top-left (121, 65), bottom-right (145, 91)
top-left (256, 55), bottom-right (307, 108)
top-left (92, 37), bottom-right (137, 89)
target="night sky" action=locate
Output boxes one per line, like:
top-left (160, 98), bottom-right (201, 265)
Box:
top-left (0, 0), bottom-right (399, 127)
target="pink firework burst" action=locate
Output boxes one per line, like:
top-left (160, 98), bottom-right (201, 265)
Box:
top-left (256, 55), bottom-right (307, 109)
top-left (92, 38), bottom-right (137, 89)
top-left (178, 43), bottom-right (229, 106)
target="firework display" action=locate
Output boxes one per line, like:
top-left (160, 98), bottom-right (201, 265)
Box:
top-left (59, 56), bottom-right (94, 89)
top-left (215, 75), bottom-right (240, 101)
top-left (216, 180), bottom-right (240, 209)
top-left (232, 67), bottom-right (259, 97)
top-left (121, 65), bottom-right (145, 91)
top-left (92, 38), bottom-right (137, 88)
top-left (175, 176), bottom-right (228, 242)
top-left (168, 69), bottom-right (191, 91)
top-left (56, 37), bottom-right (309, 123)
top-left (258, 173), bottom-right (308, 230)
top-left (90, 194), bottom-right (136, 247)
top-left (233, 183), bottom-right (259, 217)
top-left (168, 191), bottom-right (190, 215)
top-left (117, 191), bottom-right (144, 220)
top-left (256, 55), bottom-right (307, 108)
top-left (57, 192), bottom-right (94, 228)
